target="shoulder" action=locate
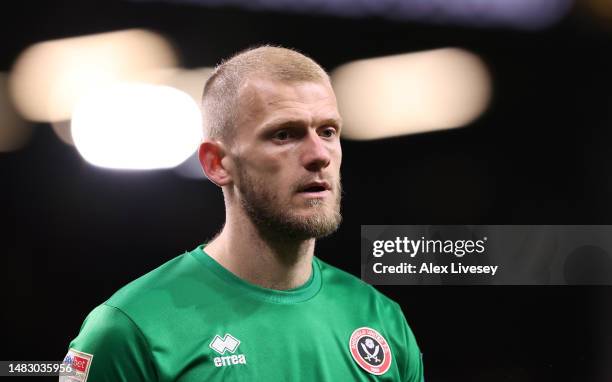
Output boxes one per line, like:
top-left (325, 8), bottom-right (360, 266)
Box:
top-left (91, 247), bottom-right (218, 329)
top-left (71, 303), bottom-right (145, 347)
top-left (105, 250), bottom-right (199, 310)
top-left (65, 304), bottom-right (158, 381)
top-left (315, 257), bottom-right (402, 312)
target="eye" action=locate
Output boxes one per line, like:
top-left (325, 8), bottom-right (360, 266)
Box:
top-left (319, 127), bottom-right (337, 138)
top-left (273, 129), bottom-right (291, 141)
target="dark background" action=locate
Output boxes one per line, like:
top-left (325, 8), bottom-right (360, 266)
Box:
top-left (2, 1), bottom-right (612, 381)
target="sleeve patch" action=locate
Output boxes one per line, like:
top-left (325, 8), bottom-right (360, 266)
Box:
top-left (60, 348), bottom-right (94, 382)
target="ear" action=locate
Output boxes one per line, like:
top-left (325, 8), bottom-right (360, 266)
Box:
top-left (199, 140), bottom-right (232, 187)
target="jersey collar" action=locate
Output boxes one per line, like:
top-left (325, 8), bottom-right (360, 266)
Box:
top-left (191, 245), bottom-right (322, 304)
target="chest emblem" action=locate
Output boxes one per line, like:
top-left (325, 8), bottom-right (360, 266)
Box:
top-left (349, 327), bottom-right (392, 375)
top-left (209, 334), bottom-right (247, 367)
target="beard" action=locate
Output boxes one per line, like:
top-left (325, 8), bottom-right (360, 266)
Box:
top-left (234, 160), bottom-right (342, 242)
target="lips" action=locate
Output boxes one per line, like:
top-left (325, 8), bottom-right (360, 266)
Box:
top-left (297, 181), bottom-right (331, 193)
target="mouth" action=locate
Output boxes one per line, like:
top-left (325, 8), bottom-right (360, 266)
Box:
top-left (297, 181), bottom-right (332, 197)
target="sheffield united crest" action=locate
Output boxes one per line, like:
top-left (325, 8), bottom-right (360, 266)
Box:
top-left (349, 327), bottom-right (392, 375)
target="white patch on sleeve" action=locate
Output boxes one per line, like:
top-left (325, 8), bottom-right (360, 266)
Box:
top-left (60, 348), bottom-right (94, 382)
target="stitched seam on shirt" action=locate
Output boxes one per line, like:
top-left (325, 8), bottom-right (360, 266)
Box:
top-left (103, 303), bottom-right (160, 381)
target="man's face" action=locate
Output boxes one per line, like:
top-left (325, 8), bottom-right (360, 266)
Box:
top-left (229, 77), bottom-right (343, 240)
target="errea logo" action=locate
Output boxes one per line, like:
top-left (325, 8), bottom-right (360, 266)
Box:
top-left (210, 334), bottom-right (240, 354)
top-left (209, 334), bottom-right (247, 368)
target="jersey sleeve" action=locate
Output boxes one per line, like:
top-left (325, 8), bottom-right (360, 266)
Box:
top-left (395, 303), bottom-right (425, 382)
top-left (60, 303), bottom-right (157, 382)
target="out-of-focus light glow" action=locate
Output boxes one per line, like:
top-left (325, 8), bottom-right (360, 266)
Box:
top-left (150, 67), bottom-right (214, 104)
top-left (0, 73), bottom-right (32, 152)
top-left (49, 67), bottom-right (213, 148)
top-left (9, 29), bottom-right (177, 122)
top-left (134, 0), bottom-right (573, 29)
top-left (51, 121), bottom-right (74, 146)
top-left (174, 151), bottom-right (208, 180)
top-left (71, 83), bottom-right (202, 170)
top-left (331, 49), bottom-right (492, 140)
top-left (584, 0), bottom-right (612, 21)
top-left (150, 68), bottom-right (212, 181)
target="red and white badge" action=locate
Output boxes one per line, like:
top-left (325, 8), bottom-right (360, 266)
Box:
top-left (349, 327), bottom-right (392, 375)
top-left (61, 348), bottom-right (93, 382)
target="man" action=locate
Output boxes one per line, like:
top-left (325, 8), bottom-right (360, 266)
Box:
top-left (62, 46), bottom-right (424, 381)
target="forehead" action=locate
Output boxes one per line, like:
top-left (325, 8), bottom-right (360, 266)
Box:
top-left (236, 77), bottom-right (341, 128)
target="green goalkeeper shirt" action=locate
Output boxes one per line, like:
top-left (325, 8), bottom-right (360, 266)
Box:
top-left (62, 245), bottom-right (424, 381)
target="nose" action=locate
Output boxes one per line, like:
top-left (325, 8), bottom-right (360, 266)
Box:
top-left (301, 130), bottom-right (331, 172)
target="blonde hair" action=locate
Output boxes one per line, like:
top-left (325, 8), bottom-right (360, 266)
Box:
top-left (201, 45), bottom-right (330, 142)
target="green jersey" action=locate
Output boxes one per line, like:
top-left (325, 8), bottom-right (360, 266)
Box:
top-left (62, 245), bottom-right (424, 381)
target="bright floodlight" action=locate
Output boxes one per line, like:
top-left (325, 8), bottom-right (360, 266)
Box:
top-left (9, 29), bottom-right (177, 122)
top-left (47, 67), bottom-right (213, 149)
top-left (332, 48), bottom-right (491, 140)
top-left (71, 83), bottom-right (202, 170)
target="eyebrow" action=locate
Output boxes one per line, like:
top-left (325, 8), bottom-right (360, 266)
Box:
top-left (261, 116), bottom-right (343, 132)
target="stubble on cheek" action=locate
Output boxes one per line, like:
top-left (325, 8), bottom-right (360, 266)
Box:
top-left (233, 157), bottom-right (342, 240)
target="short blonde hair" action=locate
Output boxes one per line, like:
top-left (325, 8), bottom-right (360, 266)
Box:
top-left (201, 45), bottom-right (330, 142)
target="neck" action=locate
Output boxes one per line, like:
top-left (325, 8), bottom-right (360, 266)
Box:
top-left (204, 204), bottom-right (315, 290)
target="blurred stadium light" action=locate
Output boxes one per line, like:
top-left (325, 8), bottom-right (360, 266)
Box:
top-left (0, 73), bottom-right (32, 152)
top-left (332, 48), bottom-right (491, 140)
top-left (583, 0), bottom-right (612, 22)
top-left (71, 83), bottom-right (202, 170)
top-left (48, 67), bottom-right (213, 148)
top-left (150, 67), bottom-right (214, 104)
top-left (8, 29), bottom-right (178, 122)
top-left (174, 151), bottom-right (208, 180)
top-left (51, 121), bottom-right (74, 146)
top-left (133, 0), bottom-right (573, 29)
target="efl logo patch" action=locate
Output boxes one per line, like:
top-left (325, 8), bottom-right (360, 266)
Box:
top-left (349, 327), bottom-right (392, 375)
top-left (60, 348), bottom-right (93, 382)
